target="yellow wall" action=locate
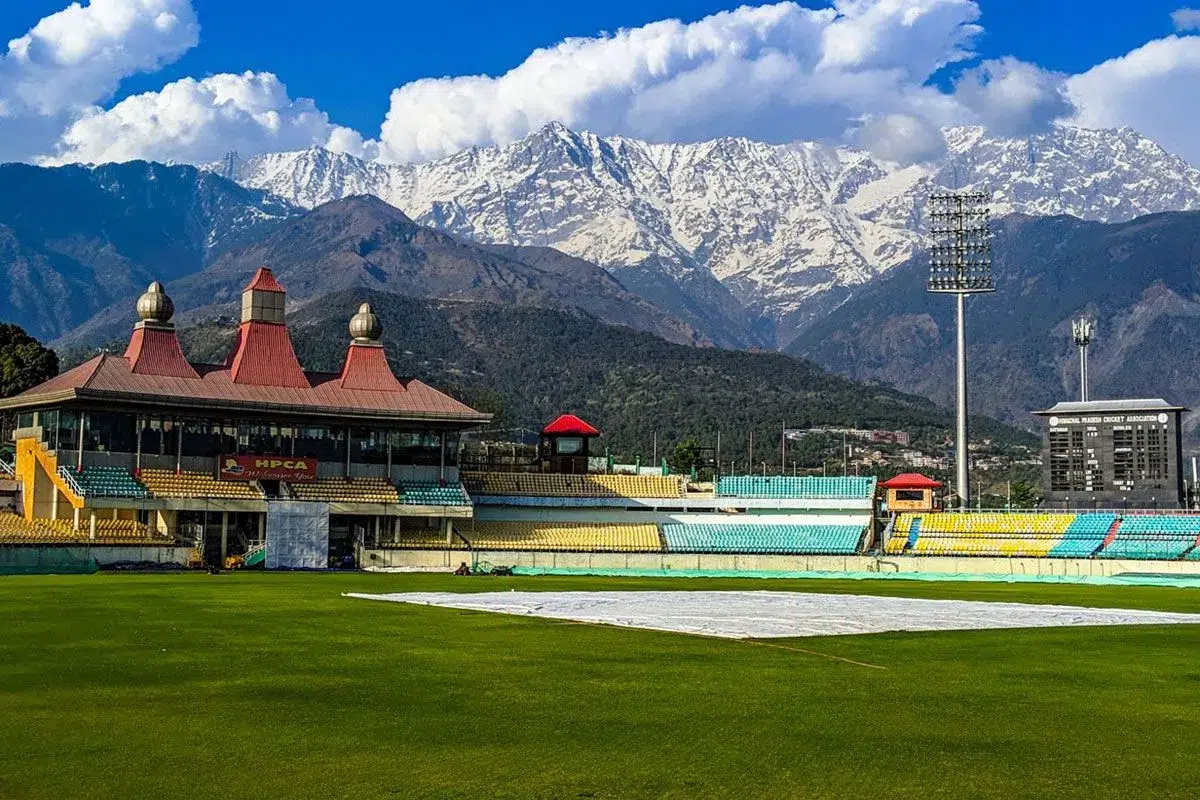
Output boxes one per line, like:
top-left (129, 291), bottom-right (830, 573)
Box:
top-left (886, 488), bottom-right (935, 512)
top-left (15, 435), bottom-right (83, 520)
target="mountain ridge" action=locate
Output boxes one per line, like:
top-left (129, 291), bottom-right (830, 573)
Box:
top-left (224, 123), bottom-right (1200, 344)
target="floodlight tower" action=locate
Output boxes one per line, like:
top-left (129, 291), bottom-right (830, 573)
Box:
top-left (928, 191), bottom-right (994, 509)
top-left (1072, 318), bottom-right (1094, 402)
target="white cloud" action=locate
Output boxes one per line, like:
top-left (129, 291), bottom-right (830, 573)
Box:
top-left (856, 113), bottom-right (947, 164)
top-left (1067, 35), bottom-right (1200, 164)
top-left (0, 0), bottom-right (199, 161)
top-left (952, 57), bottom-right (1074, 137)
top-left (1172, 8), bottom-right (1200, 31)
top-left (1, 0), bottom-right (197, 116)
top-left (43, 71), bottom-right (376, 165)
top-left (378, 0), bottom-right (984, 162)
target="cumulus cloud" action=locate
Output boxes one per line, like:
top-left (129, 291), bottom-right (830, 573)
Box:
top-left (1172, 8), bottom-right (1200, 31)
top-left (856, 113), bottom-right (947, 164)
top-left (0, 0), bottom-right (199, 161)
top-left (0, 0), bottom-right (197, 116)
top-left (43, 71), bottom-right (376, 165)
top-left (378, 0), bottom-right (984, 162)
top-left (1067, 35), bottom-right (1200, 164)
top-left (952, 57), bottom-right (1074, 137)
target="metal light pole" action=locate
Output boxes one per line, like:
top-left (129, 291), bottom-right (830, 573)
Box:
top-left (1072, 318), bottom-right (1093, 402)
top-left (928, 191), bottom-right (994, 510)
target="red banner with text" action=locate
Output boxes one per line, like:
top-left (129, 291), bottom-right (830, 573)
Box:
top-left (217, 455), bottom-right (318, 482)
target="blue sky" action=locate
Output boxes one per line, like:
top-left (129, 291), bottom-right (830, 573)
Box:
top-left (1, 1), bottom-right (1199, 165)
top-left (5, 0), bottom-right (1186, 134)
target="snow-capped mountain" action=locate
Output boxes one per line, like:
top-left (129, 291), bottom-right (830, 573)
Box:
top-left (222, 123), bottom-right (1200, 344)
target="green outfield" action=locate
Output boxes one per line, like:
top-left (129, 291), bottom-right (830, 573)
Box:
top-left (2, 572), bottom-right (1199, 799)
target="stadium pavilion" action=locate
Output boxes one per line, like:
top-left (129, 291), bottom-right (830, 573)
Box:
top-left (0, 269), bottom-right (490, 568)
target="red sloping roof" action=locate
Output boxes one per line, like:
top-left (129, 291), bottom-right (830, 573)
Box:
top-left (881, 472), bottom-right (943, 489)
top-left (542, 414), bottom-right (600, 436)
top-left (17, 355), bottom-right (106, 396)
top-left (123, 326), bottom-right (200, 379)
top-left (3, 354), bottom-right (488, 422)
top-left (339, 343), bottom-right (404, 392)
top-left (228, 321), bottom-right (309, 388)
top-left (244, 267), bottom-right (286, 293)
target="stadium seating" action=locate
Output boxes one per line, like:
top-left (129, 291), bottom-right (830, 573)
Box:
top-left (662, 523), bottom-right (864, 554)
top-left (716, 475), bottom-right (876, 500)
top-left (454, 521), bottom-right (661, 552)
top-left (138, 469), bottom-right (264, 499)
top-left (378, 528), bottom-right (467, 549)
top-left (903, 512), bottom-right (1114, 558)
top-left (882, 516), bottom-right (915, 554)
top-left (396, 481), bottom-right (471, 506)
top-left (1047, 514), bottom-right (1114, 558)
top-left (0, 513), bottom-right (165, 544)
top-left (461, 472), bottom-right (685, 499)
top-left (1097, 515), bottom-right (1200, 560)
top-left (287, 477), bottom-right (399, 503)
top-left (0, 513), bottom-right (76, 543)
top-left (68, 466), bottom-right (149, 499)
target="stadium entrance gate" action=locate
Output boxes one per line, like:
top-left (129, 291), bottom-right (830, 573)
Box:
top-left (266, 501), bottom-right (330, 569)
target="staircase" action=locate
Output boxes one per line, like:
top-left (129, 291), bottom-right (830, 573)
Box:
top-left (905, 518), bottom-right (922, 551)
top-left (1102, 518), bottom-right (1122, 549)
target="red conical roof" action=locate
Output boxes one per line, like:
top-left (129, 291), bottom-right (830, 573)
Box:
top-left (123, 325), bottom-right (199, 379)
top-left (541, 414), bottom-right (600, 436)
top-left (244, 266), bottom-right (286, 293)
top-left (339, 343), bottom-right (404, 392)
top-left (881, 473), bottom-right (943, 489)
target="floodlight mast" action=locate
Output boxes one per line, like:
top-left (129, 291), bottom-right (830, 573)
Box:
top-left (1072, 318), bottom-right (1094, 402)
top-left (927, 191), bottom-right (994, 510)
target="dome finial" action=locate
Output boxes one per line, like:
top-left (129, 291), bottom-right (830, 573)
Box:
top-left (349, 302), bottom-right (382, 343)
top-left (136, 281), bottom-right (174, 324)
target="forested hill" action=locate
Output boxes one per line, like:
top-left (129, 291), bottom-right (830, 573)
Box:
top-left (171, 291), bottom-right (1035, 461)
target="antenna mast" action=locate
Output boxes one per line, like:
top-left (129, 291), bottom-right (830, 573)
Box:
top-left (1072, 318), bottom-right (1094, 402)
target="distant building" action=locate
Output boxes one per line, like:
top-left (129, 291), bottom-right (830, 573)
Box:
top-left (1032, 399), bottom-right (1186, 508)
top-left (787, 427), bottom-right (910, 446)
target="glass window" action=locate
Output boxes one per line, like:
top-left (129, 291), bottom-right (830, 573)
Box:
top-left (390, 430), bottom-right (440, 466)
top-left (295, 426), bottom-right (344, 462)
top-left (83, 411), bottom-right (137, 454)
top-left (351, 428), bottom-right (389, 464)
top-left (555, 437), bottom-right (584, 455)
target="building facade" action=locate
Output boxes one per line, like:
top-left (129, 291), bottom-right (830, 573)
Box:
top-left (1032, 399), bottom-right (1186, 508)
top-left (0, 270), bottom-right (490, 568)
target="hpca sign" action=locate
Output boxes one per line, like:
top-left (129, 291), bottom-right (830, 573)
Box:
top-left (217, 455), bottom-right (318, 481)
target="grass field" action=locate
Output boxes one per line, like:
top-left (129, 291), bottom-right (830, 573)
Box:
top-left (2, 572), bottom-right (1200, 799)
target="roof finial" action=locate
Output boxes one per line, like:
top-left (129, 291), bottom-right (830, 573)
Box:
top-left (136, 281), bottom-right (174, 324)
top-left (349, 302), bottom-right (383, 343)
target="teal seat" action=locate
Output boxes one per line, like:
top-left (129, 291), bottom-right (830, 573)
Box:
top-left (715, 476), bottom-right (876, 500)
top-left (663, 523), bottom-right (865, 555)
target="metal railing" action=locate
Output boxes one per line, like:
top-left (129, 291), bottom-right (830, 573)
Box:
top-left (0, 459), bottom-right (12, 478)
top-left (55, 466), bottom-right (85, 498)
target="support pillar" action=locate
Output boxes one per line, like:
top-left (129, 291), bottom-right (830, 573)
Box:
top-left (72, 506), bottom-right (80, 531)
top-left (175, 420), bottom-right (183, 474)
top-left (76, 412), bottom-right (86, 471)
top-left (439, 431), bottom-right (446, 482)
top-left (220, 511), bottom-right (229, 567)
top-left (88, 511), bottom-right (97, 541)
top-left (955, 292), bottom-right (969, 510)
top-left (257, 513), bottom-right (265, 544)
